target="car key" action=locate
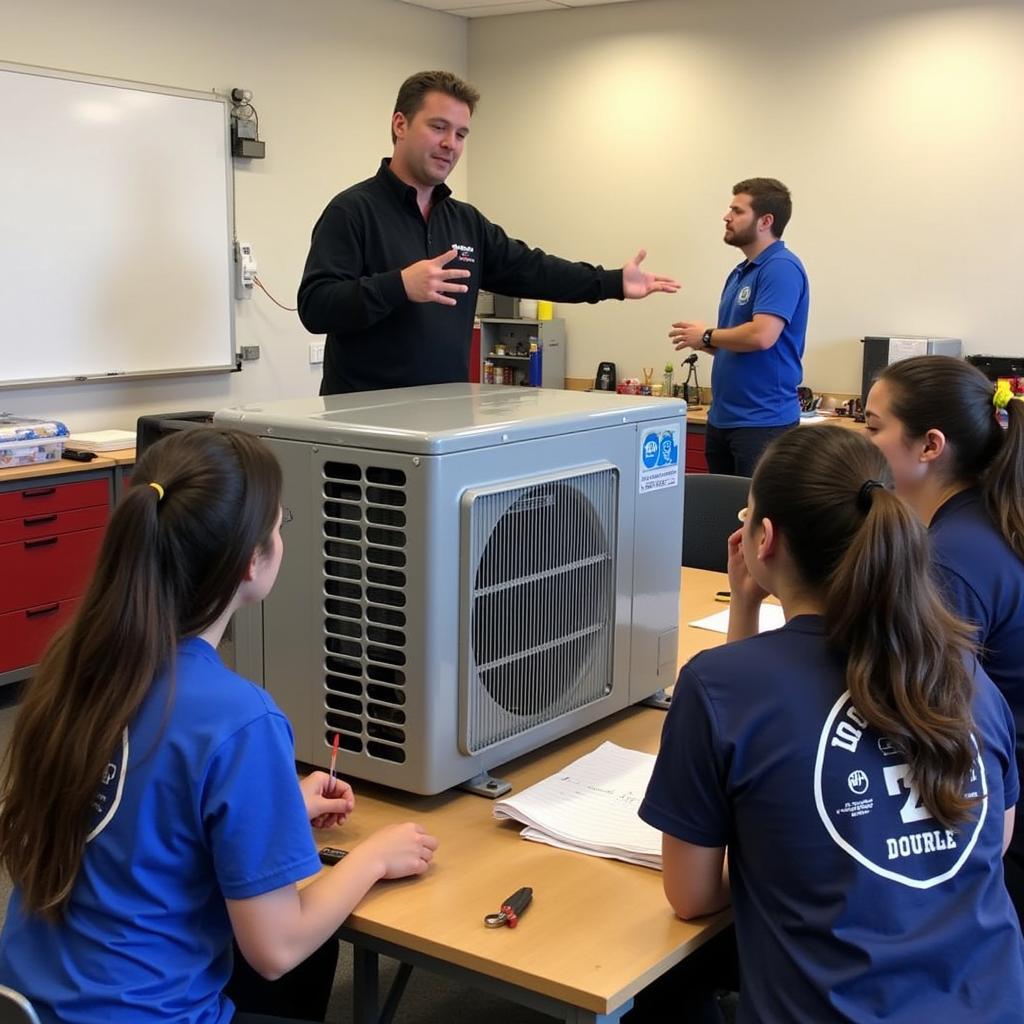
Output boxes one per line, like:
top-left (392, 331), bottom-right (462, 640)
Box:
top-left (484, 886), bottom-right (533, 928)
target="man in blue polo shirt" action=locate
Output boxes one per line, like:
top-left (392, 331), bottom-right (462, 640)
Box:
top-left (670, 178), bottom-right (809, 476)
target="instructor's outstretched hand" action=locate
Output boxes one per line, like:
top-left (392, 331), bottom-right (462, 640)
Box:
top-left (622, 250), bottom-right (681, 299)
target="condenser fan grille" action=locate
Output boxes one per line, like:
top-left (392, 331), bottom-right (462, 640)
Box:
top-left (464, 468), bottom-right (617, 753)
top-left (321, 461), bottom-right (409, 765)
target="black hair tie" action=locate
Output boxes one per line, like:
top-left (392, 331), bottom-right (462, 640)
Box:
top-left (857, 479), bottom-right (884, 511)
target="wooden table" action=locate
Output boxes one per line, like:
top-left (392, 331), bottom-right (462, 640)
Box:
top-left (318, 568), bottom-right (735, 1024)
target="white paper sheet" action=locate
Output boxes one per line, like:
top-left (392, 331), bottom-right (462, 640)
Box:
top-left (493, 741), bottom-right (662, 869)
top-left (688, 603), bottom-right (786, 635)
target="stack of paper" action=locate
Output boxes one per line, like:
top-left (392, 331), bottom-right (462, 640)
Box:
top-left (66, 429), bottom-right (137, 451)
top-left (493, 741), bottom-right (662, 869)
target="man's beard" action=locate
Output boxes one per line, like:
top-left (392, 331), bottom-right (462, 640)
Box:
top-left (725, 225), bottom-right (757, 248)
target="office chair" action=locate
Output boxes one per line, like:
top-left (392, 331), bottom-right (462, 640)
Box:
top-left (681, 473), bottom-right (752, 573)
top-left (0, 986), bottom-right (42, 1024)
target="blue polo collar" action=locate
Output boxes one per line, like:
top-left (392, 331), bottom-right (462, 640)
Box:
top-left (734, 238), bottom-right (786, 273)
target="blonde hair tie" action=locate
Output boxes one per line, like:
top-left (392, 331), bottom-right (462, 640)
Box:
top-left (148, 482), bottom-right (165, 501)
top-left (993, 380), bottom-right (1015, 410)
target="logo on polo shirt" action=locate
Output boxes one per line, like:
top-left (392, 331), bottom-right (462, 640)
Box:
top-left (87, 726), bottom-right (130, 843)
top-left (451, 242), bottom-right (475, 264)
top-left (737, 286), bottom-right (751, 305)
top-left (814, 691), bottom-right (987, 888)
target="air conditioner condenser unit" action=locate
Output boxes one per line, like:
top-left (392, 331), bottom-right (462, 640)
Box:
top-left (218, 384), bottom-right (685, 795)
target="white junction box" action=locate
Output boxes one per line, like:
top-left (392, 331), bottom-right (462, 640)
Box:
top-left (234, 241), bottom-right (257, 300)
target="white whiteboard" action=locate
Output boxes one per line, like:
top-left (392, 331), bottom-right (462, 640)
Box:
top-left (0, 63), bottom-right (235, 388)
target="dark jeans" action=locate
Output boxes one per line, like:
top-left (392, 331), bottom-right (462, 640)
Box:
top-left (705, 422), bottom-right (798, 477)
top-left (228, 937), bottom-right (339, 1023)
top-left (623, 925), bottom-right (739, 1023)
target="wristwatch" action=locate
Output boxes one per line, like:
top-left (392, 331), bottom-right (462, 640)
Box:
top-left (701, 328), bottom-right (715, 349)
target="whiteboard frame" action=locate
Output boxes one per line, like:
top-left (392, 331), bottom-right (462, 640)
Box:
top-left (0, 61), bottom-right (237, 390)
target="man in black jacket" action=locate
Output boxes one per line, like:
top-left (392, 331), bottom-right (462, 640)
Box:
top-left (298, 70), bottom-right (680, 395)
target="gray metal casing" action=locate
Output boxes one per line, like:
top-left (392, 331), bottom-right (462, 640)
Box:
top-left (218, 385), bottom-right (684, 794)
top-left (860, 336), bottom-right (963, 404)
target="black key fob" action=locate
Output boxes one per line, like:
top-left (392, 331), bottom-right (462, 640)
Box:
top-left (319, 846), bottom-right (348, 865)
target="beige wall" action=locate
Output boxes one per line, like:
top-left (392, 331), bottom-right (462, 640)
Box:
top-left (1, 0), bottom-right (466, 431)
top-left (467, 0), bottom-right (1024, 392)
top-left (3, 0), bottom-right (1021, 426)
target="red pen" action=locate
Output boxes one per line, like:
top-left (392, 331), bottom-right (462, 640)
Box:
top-left (329, 732), bottom-right (340, 787)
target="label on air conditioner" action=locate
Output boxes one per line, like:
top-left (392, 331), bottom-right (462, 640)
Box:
top-left (638, 426), bottom-right (679, 494)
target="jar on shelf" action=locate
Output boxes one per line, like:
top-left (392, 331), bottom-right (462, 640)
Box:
top-left (493, 365), bottom-right (505, 385)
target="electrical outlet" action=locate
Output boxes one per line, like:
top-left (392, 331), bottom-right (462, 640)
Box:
top-left (234, 241), bottom-right (257, 300)
top-left (308, 341), bottom-right (325, 364)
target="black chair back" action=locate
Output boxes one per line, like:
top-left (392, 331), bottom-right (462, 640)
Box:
top-left (0, 986), bottom-right (42, 1024)
top-left (681, 473), bottom-right (752, 572)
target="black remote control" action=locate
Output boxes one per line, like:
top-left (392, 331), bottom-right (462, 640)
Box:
top-left (318, 846), bottom-right (348, 865)
top-left (63, 448), bottom-right (97, 462)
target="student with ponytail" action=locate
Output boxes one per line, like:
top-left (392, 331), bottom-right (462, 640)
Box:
top-left (866, 355), bottom-right (1024, 914)
top-left (639, 427), bottom-right (1023, 1022)
top-left (0, 429), bottom-right (438, 1024)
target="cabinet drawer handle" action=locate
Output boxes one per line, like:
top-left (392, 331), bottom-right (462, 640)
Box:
top-left (24, 536), bottom-right (59, 549)
top-left (21, 487), bottom-right (57, 499)
top-left (23, 514), bottom-right (58, 527)
top-left (25, 603), bottom-right (60, 619)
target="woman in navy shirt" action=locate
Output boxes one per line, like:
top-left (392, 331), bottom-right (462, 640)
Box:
top-left (0, 429), bottom-right (438, 1024)
top-left (640, 426), bottom-right (1023, 1022)
top-left (866, 355), bottom-right (1024, 918)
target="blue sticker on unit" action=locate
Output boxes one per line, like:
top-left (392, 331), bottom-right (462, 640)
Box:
top-left (658, 430), bottom-right (678, 467)
top-left (641, 432), bottom-right (660, 469)
top-left (639, 426), bottom-right (680, 494)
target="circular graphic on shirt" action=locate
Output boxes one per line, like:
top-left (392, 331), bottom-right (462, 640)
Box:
top-left (814, 691), bottom-right (987, 888)
top-left (86, 726), bottom-right (130, 842)
top-left (847, 769), bottom-right (869, 795)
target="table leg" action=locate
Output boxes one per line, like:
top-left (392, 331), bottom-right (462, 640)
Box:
top-left (379, 962), bottom-right (414, 1024)
top-left (352, 946), bottom-right (380, 1024)
top-left (564, 997), bottom-right (634, 1023)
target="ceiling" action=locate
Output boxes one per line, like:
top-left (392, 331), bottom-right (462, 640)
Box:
top-left (396, 0), bottom-right (641, 18)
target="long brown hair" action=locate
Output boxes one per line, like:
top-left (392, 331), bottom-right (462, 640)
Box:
top-left (0, 429), bottom-right (281, 918)
top-left (880, 355), bottom-right (1024, 560)
top-left (752, 427), bottom-right (978, 828)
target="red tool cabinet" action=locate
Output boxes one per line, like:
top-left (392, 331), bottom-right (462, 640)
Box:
top-left (0, 474), bottom-right (112, 678)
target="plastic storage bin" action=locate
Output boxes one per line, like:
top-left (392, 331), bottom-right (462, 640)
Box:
top-left (0, 414), bottom-right (69, 468)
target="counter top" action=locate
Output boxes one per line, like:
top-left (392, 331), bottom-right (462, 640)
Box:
top-left (685, 407), bottom-right (866, 431)
top-left (0, 447), bottom-right (135, 484)
top-left (0, 454), bottom-right (116, 483)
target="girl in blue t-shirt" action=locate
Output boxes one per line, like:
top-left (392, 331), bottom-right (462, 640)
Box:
top-left (865, 355), bottom-right (1024, 918)
top-left (0, 429), bottom-right (438, 1024)
top-left (639, 426), bottom-right (1024, 1023)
